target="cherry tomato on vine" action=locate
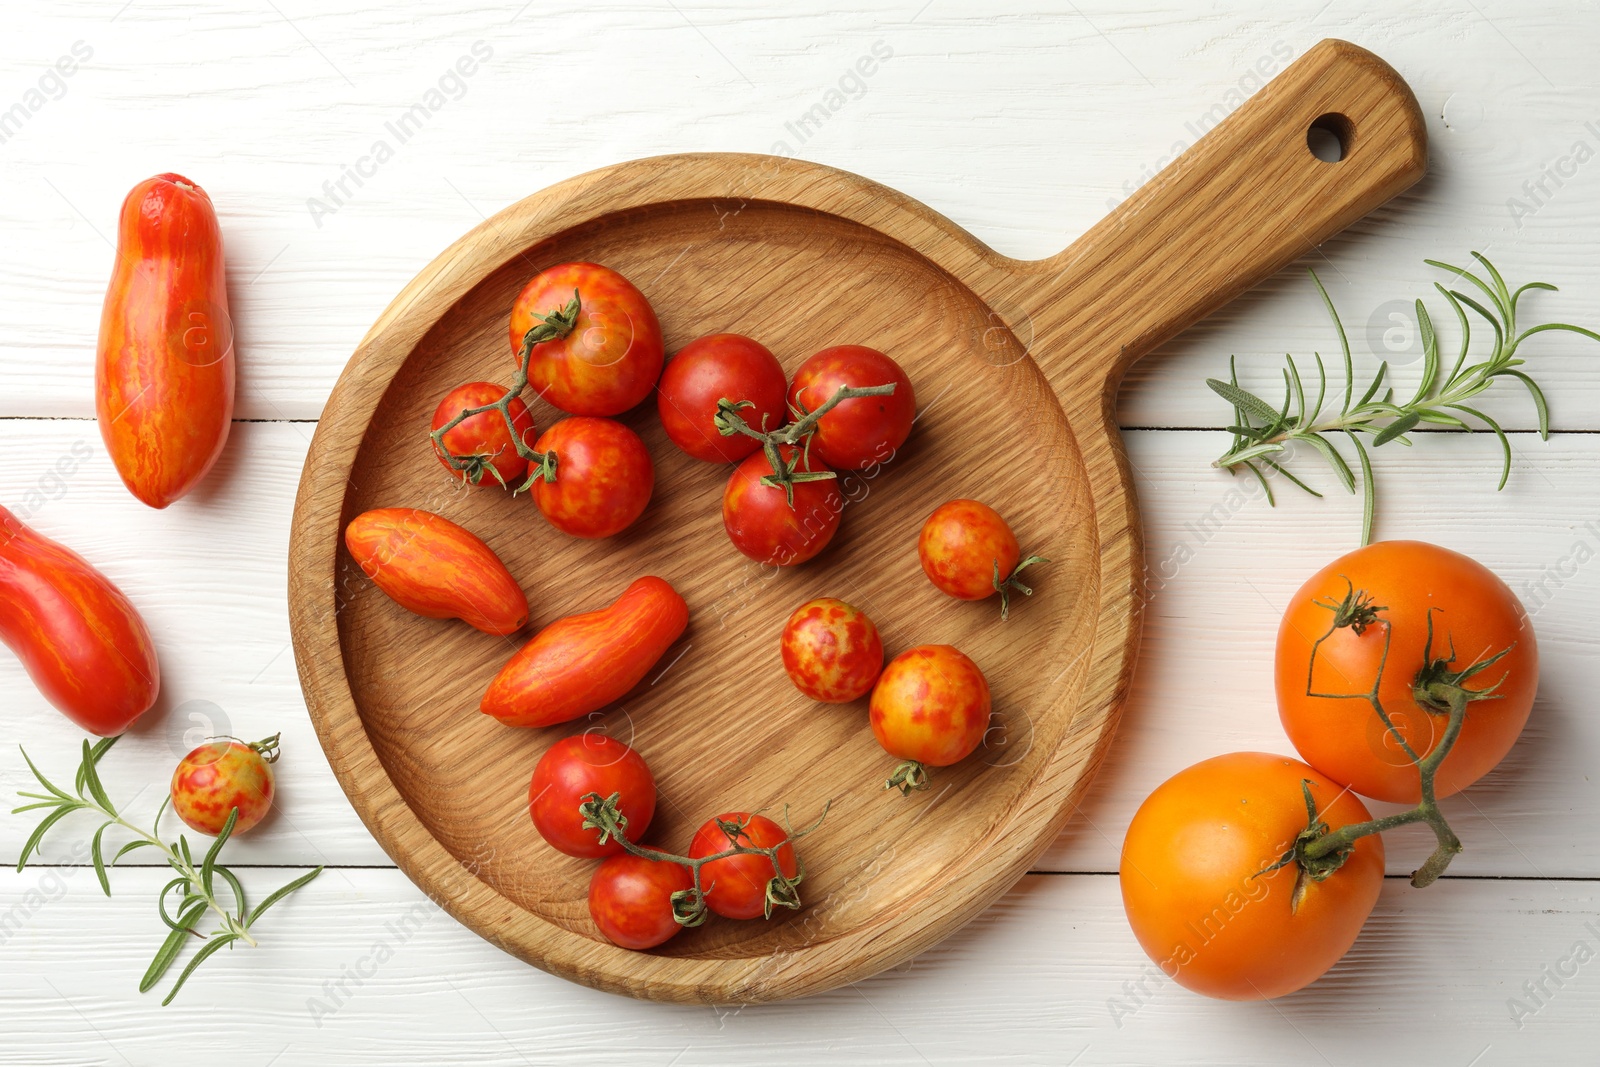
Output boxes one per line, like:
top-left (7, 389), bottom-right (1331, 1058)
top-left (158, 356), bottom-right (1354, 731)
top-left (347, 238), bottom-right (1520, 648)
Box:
top-left (509, 262), bottom-right (664, 417)
top-left (918, 499), bottom-right (1047, 619)
top-left (529, 734), bottom-right (656, 859)
top-left (657, 333), bottom-right (788, 463)
top-left (870, 645), bottom-right (991, 788)
top-left (589, 850), bottom-right (694, 950)
top-left (780, 597), bottom-right (883, 703)
top-left (0, 507), bottom-right (159, 736)
top-left (171, 734), bottom-right (279, 837)
top-left (722, 445), bottom-right (843, 566)
top-left (788, 345), bottom-right (915, 471)
top-left (1276, 540), bottom-right (1537, 804)
top-left (1120, 752), bottom-right (1385, 1001)
top-left (430, 381), bottom-right (535, 487)
top-left (689, 813), bottom-right (799, 920)
top-left (532, 417), bottom-right (654, 539)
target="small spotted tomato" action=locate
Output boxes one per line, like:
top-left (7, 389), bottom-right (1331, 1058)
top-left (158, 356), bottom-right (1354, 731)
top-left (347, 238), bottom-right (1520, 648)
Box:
top-left (170, 733), bottom-right (279, 836)
top-left (779, 597), bottom-right (884, 703)
top-left (918, 499), bottom-right (1047, 620)
top-left (870, 645), bottom-right (991, 794)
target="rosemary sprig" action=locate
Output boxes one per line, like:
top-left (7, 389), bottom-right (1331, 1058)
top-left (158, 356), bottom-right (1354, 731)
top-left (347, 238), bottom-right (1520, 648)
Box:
top-left (1209, 253), bottom-right (1600, 545)
top-left (13, 737), bottom-right (322, 1005)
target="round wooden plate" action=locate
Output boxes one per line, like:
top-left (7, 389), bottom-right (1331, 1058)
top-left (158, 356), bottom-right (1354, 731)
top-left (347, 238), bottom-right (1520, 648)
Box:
top-left (289, 40), bottom-right (1425, 1002)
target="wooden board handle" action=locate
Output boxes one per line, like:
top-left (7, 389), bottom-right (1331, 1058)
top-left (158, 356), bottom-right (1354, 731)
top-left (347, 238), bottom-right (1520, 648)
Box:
top-left (1019, 39), bottom-right (1426, 402)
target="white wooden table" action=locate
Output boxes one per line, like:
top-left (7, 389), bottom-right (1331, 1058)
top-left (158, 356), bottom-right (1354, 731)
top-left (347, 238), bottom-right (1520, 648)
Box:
top-left (3, 2), bottom-right (1597, 1062)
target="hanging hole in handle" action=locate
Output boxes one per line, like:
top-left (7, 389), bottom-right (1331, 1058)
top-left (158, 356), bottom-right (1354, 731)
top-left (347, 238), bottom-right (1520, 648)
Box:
top-left (1307, 113), bottom-right (1352, 163)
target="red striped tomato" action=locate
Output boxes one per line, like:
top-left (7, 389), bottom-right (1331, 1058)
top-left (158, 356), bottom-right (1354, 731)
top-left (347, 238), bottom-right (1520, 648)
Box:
top-left (344, 508), bottom-right (528, 635)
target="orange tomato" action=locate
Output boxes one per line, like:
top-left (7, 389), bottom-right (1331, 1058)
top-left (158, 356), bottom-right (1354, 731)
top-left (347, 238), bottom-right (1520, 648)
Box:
top-left (509, 262), bottom-right (663, 417)
top-left (1276, 540), bottom-right (1537, 803)
top-left (779, 597), bottom-right (884, 703)
top-left (1120, 752), bottom-right (1384, 1000)
top-left (344, 508), bottom-right (528, 635)
top-left (0, 507), bottom-right (159, 735)
top-left (96, 173), bottom-right (234, 509)
top-left (481, 576), bottom-right (689, 728)
top-left (170, 737), bottom-right (276, 837)
top-left (869, 644), bottom-right (990, 767)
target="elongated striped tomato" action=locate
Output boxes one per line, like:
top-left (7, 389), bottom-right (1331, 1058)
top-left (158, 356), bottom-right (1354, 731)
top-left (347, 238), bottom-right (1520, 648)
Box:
top-left (0, 507), bottom-right (159, 735)
top-left (344, 508), bottom-right (528, 635)
top-left (481, 576), bottom-right (688, 728)
top-left (97, 173), bottom-right (234, 509)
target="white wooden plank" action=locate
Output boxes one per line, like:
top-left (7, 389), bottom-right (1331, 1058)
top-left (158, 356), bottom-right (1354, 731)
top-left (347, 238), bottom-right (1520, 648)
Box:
top-left (1, 0), bottom-right (1599, 427)
top-left (1, 867), bottom-right (1594, 1064)
top-left (0, 421), bottom-right (1593, 880)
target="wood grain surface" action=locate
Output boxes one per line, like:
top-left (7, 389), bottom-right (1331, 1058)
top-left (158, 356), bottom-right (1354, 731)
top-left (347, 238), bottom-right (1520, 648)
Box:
top-left (286, 40), bottom-right (1424, 1001)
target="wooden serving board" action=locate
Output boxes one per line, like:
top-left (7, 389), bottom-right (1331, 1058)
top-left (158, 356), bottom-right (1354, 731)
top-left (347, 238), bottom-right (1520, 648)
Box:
top-left (288, 39), bottom-right (1425, 1002)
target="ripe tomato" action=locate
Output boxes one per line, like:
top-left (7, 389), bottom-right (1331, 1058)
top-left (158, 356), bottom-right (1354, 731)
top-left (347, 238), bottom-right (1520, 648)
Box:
top-left (529, 734), bottom-right (656, 859)
top-left (788, 345), bottom-right (914, 471)
top-left (869, 644), bottom-right (991, 770)
top-left (918, 499), bottom-right (1046, 618)
top-left (171, 735), bottom-right (278, 837)
top-left (97, 173), bottom-right (234, 509)
top-left (1276, 540), bottom-right (1537, 803)
top-left (589, 851), bottom-right (694, 950)
top-left (344, 508), bottom-right (528, 635)
top-left (722, 446), bottom-right (843, 566)
top-left (780, 597), bottom-right (883, 703)
top-left (482, 576), bottom-right (689, 728)
top-left (430, 381), bottom-right (535, 487)
top-left (509, 262), bottom-right (663, 417)
top-left (0, 507), bottom-right (159, 736)
top-left (657, 333), bottom-right (788, 463)
top-left (689, 813), bottom-right (799, 920)
top-left (532, 417), bottom-right (654, 539)
top-left (1120, 752), bottom-right (1384, 1000)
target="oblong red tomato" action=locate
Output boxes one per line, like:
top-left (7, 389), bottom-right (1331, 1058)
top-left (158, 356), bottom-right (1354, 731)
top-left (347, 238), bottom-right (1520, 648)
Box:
top-left (532, 417), bottom-right (654, 539)
top-left (344, 508), bottom-right (528, 635)
top-left (509, 262), bottom-right (664, 417)
top-left (656, 333), bottom-right (788, 463)
top-left (97, 173), bottom-right (234, 509)
top-left (430, 381), bottom-right (535, 488)
top-left (722, 445), bottom-right (843, 566)
top-left (481, 576), bottom-right (689, 728)
top-left (0, 507), bottom-right (159, 736)
top-left (788, 345), bottom-right (914, 471)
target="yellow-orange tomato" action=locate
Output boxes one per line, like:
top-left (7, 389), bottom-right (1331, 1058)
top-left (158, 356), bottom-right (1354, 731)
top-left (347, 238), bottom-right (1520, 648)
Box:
top-left (869, 644), bottom-right (990, 767)
top-left (918, 499), bottom-right (1018, 600)
top-left (780, 597), bottom-right (884, 703)
top-left (509, 262), bottom-right (663, 417)
top-left (171, 737), bottom-right (276, 837)
top-left (1276, 540), bottom-right (1537, 803)
top-left (1120, 752), bottom-right (1384, 1001)
top-left (344, 508), bottom-right (528, 635)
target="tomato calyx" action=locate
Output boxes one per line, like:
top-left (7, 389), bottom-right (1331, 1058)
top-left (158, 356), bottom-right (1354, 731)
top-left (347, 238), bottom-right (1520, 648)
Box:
top-left (1250, 780), bottom-right (1356, 914)
top-left (715, 382), bottom-right (897, 507)
top-left (245, 733), bottom-right (281, 764)
top-left (578, 792), bottom-right (823, 924)
top-left (1316, 577), bottom-right (1385, 636)
top-left (1411, 608), bottom-right (1514, 714)
top-left (992, 554), bottom-right (1050, 621)
top-left (884, 760), bottom-right (930, 796)
top-left (517, 289), bottom-right (582, 362)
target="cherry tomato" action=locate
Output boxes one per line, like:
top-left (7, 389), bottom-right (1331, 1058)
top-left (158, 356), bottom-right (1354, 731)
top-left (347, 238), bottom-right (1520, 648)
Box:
top-left (509, 262), bottom-right (663, 417)
top-left (482, 576), bottom-right (689, 728)
top-left (430, 382), bottom-right (535, 488)
top-left (532, 417), bottom-right (654, 539)
top-left (529, 734), bottom-right (655, 859)
top-left (171, 735), bottom-right (278, 837)
top-left (97, 173), bottom-right (234, 509)
top-left (657, 333), bottom-right (788, 463)
top-left (689, 813), bottom-right (798, 920)
top-left (0, 507), bottom-right (159, 736)
top-left (344, 508), bottom-right (528, 635)
top-left (1120, 752), bottom-right (1385, 1000)
top-left (780, 597), bottom-right (883, 703)
top-left (722, 445), bottom-right (843, 566)
top-left (589, 851), bottom-right (694, 950)
top-left (787, 345), bottom-right (915, 471)
top-left (1276, 540), bottom-right (1537, 803)
top-left (869, 644), bottom-right (991, 769)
